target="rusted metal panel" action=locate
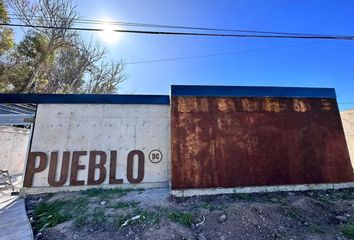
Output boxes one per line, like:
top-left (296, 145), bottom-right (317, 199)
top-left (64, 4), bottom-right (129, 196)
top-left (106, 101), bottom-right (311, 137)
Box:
top-left (171, 95), bottom-right (354, 190)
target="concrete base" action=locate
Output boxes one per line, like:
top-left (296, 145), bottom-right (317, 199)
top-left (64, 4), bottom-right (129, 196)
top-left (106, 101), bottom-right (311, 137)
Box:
top-left (24, 181), bottom-right (169, 195)
top-left (171, 182), bottom-right (354, 197)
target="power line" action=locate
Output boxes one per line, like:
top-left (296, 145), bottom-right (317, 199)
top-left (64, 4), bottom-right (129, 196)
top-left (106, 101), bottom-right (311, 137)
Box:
top-left (2, 22), bottom-right (354, 40)
top-left (126, 41), bottom-right (324, 65)
top-left (7, 14), bottom-right (346, 37)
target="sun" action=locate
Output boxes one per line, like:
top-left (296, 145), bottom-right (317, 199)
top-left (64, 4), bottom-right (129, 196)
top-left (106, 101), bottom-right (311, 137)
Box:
top-left (98, 21), bottom-right (120, 44)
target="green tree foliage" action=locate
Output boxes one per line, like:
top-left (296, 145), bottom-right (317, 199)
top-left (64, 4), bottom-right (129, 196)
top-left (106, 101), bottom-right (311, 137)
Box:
top-left (0, 0), bottom-right (125, 94)
top-left (0, 31), bottom-right (53, 92)
top-left (0, 0), bottom-right (14, 53)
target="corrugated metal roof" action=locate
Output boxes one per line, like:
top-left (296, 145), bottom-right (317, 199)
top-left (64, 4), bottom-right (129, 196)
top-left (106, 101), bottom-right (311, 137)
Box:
top-left (0, 104), bottom-right (36, 126)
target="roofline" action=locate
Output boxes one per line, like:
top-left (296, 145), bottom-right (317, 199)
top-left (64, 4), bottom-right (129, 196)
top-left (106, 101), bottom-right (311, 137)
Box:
top-left (0, 94), bottom-right (170, 105)
top-left (171, 85), bottom-right (337, 99)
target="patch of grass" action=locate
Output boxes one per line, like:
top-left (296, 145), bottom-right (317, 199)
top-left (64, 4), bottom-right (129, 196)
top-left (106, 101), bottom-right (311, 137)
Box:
top-left (114, 215), bottom-right (127, 227)
top-left (286, 208), bottom-right (301, 221)
top-left (73, 214), bottom-right (87, 228)
top-left (33, 197), bottom-right (89, 230)
top-left (278, 198), bottom-right (289, 206)
top-left (201, 202), bottom-right (223, 212)
top-left (309, 224), bottom-right (325, 234)
top-left (335, 190), bottom-right (354, 200)
top-left (167, 211), bottom-right (193, 227)
top-left (82, 188), bottom-right (133, 201)
top-left (232, 193), bottom-right (252, 201)
top-left (113, 209), bottom-right (160, 228)
top-left (138, 210), bottom-right (161, 225)
top-left (108, 201), bottom-right (140, 209)
top-left (91, 207), bottom-right (108, 225)
top-left (70, 197), bottom-right (89, 210)
top-left (310, 191), bottom-right (332, 205)
top-left (34, 200), bottom-right (71, 230)
top-left (342, 224), bottom-right (354, 239)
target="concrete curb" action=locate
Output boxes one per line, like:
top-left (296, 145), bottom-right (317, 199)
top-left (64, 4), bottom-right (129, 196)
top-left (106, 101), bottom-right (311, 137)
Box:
top-left (171, 182), bottom-right (354, 197)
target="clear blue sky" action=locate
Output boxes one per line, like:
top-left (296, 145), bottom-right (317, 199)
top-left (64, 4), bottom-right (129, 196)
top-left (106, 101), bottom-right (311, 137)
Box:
top-left (13, 0), bottom-right (354, 109)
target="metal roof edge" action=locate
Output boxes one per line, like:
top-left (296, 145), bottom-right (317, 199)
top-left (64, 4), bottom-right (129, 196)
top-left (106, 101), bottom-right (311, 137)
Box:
top-left (171, 85), bottom-right (337, 99)
top-left (0, 94), bottom-right (170, 105)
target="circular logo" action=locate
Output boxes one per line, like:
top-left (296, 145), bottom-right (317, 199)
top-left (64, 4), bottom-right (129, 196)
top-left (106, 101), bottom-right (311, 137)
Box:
top-left (149, 149), bottom-right (163, 163)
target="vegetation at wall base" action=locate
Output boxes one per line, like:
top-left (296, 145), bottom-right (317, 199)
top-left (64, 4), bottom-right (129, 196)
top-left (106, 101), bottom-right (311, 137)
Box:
top-left (25, 188), bottom-right (354, 240)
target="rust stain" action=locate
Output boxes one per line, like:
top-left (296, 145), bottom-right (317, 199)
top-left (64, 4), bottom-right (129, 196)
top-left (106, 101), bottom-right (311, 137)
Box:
top-left (171, 96), bottom-right (354, 190)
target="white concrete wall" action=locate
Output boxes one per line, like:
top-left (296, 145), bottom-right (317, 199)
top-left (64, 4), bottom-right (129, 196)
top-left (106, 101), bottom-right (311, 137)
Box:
top-left (27, 104), bottom-right (170, 192)
top-left (341, 109), bottom-right (354, 168)
top-left (0, 126), bottom-right (30, 175)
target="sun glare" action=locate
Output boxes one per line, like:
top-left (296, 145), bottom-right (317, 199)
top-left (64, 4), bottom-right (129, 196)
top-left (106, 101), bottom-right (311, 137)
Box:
top-left (98, 21), bottom-right (120, 44)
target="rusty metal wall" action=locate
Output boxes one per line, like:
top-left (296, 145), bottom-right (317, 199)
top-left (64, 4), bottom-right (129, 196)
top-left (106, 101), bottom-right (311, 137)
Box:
top-left (171, 96), bottom-right (354, 190)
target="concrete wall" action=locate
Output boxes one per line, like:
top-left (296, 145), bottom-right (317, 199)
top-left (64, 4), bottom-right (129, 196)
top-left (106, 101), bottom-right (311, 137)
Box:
top-left (0, 126), bottom-right (30, 175)
top-left (25, 104), bottom-right (170, 193)
top-left (341, 109), bottom-right (354, 167)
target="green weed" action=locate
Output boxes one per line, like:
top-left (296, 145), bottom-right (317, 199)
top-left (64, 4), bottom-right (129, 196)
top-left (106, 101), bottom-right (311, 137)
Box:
top-left (201, 202), bottom-right (223, 212)
top-left (35, 201), bottom-right (70, 230)
top-left (286, 209), bottom-right (301, 221)
top-left (167, 211), bottom-right (193, 227)
top-left (232, 193), bottom-right (252, 201)
top-left (342, 224), bottom-right (354, 239)
top-left (309, 224), bottom-right (325, 233)
top-left (91, 207), bottom-right (107, 225)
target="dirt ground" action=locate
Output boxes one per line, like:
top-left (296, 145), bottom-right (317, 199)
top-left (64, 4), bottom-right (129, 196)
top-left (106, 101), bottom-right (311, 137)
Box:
top-left (25, 188), bottom-right (354, 240)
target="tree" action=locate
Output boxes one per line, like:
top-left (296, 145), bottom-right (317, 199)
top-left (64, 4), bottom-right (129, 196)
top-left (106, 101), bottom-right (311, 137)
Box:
top-left (1, 0), bottom-right (126, 94)
top-left (85, 61), bottom-right (126, 94)
top-left (47, 39), bottom-right (106, 93)
top-left (0, 0), bottom-right (14, 53)
top-left (8, 0), bottom-right (78, 92)
top-left (0, 31), bottom-right (52, 92)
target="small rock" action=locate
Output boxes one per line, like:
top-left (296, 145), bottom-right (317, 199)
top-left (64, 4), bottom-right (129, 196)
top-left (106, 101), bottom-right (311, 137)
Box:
top-left (303, 222), bottom-right (309, 226)
top-left (154, 224), bottom-right (160, 230)
top-left (100, 200), bottom-right (106, 206)
top-left (345, 213), bottom-right (351, 217)
top-left (38, 198), bottom-right (43, 202)
top-left (272, 232), bottom-right (281, 238)
top-left (220, 236), bottom-right (226, 240)
top-left (218, 214), bottom-right (227, 223)
top-left (29, 217), bottom-right (34, 223)
top-left (198, 233), bottom-right (207, 240)
top-left (335, 215), bottom-right (348, 222)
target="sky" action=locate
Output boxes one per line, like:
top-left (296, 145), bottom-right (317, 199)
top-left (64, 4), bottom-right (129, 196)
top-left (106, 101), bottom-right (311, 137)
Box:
top-left (12, 0), bottom-right (354, 110)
